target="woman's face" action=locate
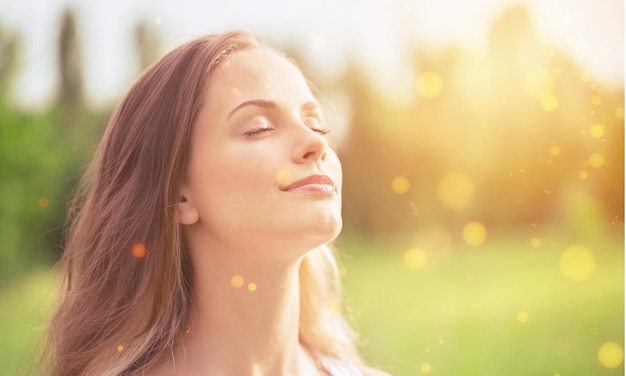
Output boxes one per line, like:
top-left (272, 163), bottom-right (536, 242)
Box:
top-left (180, 48), bottom-right (342, 254)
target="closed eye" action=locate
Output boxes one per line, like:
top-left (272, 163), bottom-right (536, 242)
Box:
top-left (244, 127), bottom-right (275, 136)
top-left (303, 116), bottom-right (330, 135)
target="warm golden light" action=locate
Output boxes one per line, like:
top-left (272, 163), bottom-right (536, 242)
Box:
top-left (524, 69), bottom-right (553, 99)
top-left (327, 299), bottom-right (343, 315)
top-left (590, 124), bottom-right (605, 138)
top-left (591, 95), bottom-right (601, 106)
top-left (416, 72), bottom-right (443, 99)
top-left (420, 362), bottom-right (432, 374)
top-left (462, 221), bottom-right (487, 246)
top-left (530, 237), bottom-right (541, 248)
top-left (117, 345), bottom-right (123, 352)
top-left (517, 311), bottom-right (529, 323)
top-left (437, 172), bottom-right (474, 210)
top-left (579, 170), bottom-right (589, 179)
top-left (598, 342), bottom-right (624, 368)
top-left (403, 247), bottom-right (426, 270)
top-left (541, 94), bottom-right (559, 111)
top-left (275, 169), bottom-right (293, 186)
top-left (549, 146), bottom-right (560, 157)
top-left (616, 106), bottom-right (624, 118)
top-left (589, 153), bottom-right (605, 168)
top-left (38, 196), bottom-right (49, 208)
top-left (559, 245), bottom-right (595, 282)
top-left (392, 176), bottom-right (410, 195)
top-left (247, 283), bottom-right (257, 292)
top-left (131, 243), bottom-right (147, 259)
top-left (307, 32), bottom-right (326, 51)
top-left (230, 274), bottom-right (244, 288)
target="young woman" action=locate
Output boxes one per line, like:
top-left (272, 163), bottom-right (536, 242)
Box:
top-left (41, 31), bottom-right (390, 376)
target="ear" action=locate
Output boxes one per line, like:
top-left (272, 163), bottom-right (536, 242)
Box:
top-left (178, 186), bottom-right (200, 225)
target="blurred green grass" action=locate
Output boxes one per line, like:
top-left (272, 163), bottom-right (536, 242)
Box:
top-left (339, 233), bottom-right (624, 376)
top-left (1, 234), bottom-right (623, 376)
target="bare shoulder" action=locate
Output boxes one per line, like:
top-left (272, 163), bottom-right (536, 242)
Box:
top-left (359, 365), bottom-right (394, 376)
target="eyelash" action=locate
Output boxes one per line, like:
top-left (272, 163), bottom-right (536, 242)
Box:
top-left (243, 118), bottom-right (330, 137)
top-left (244, 127), bottom-right (275, 136)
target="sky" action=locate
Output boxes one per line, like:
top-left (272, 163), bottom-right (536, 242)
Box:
top-left (0, 0), bottom-right (623, 108)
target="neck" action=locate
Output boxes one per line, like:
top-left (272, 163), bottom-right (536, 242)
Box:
top-left (172, 237), bottom-right (320, 376)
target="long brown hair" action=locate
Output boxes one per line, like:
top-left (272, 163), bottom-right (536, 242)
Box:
top-left (40, 31), bottom-right (360, 375)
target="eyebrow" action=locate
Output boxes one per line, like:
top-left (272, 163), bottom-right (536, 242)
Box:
top-left (226, 99), bottom-right (321, 120)
top-left (227, 99), bottom-right (276, 120)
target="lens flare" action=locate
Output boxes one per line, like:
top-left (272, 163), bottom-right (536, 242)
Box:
top-left (462, 222), bottom-right (487, 246)
top-left (392, 176), bottom-right (410, 195)
top-left (437, 172), bottom-right (474, 210)
top-left (559, 245), bottom-right (595, 282)
top-left (230, 274), bottom-right (244, 288)
top-left (403, 248), bottom-right (426, 270)
top-left (416, 72), bottom-right (443, 99)
top-left (131, 243), bottom-right (147, 259)
top-left (598, 342), bottom-right (624, 368)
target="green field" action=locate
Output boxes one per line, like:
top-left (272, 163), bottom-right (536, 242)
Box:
top-left (1, 234), bottom-right (623, 376)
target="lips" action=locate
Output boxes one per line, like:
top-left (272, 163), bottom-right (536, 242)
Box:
top-left (280, 174), bottom-right (335, 193)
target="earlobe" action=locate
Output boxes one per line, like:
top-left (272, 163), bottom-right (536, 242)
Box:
top-left (178, 194), bottom-right (200, 225)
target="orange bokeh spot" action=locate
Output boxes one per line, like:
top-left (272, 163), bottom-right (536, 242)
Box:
top-left (231, 274), bottom-right (244, 288)
top-left (38, 197), bottom-right (49, 208)
top-left (131, 243), bottom-right (147, 259)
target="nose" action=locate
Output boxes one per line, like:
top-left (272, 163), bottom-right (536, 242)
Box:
top-left (291, 126), bottom-right (328, 164)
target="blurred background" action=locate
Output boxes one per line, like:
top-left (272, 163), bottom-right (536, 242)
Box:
top-left (0, 0), bottom-right (623, 375)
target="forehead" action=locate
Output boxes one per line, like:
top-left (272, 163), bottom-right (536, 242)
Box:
top-left (205, 48), bottom-right (315, 113)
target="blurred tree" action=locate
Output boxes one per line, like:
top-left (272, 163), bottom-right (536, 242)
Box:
top-left (135, 21), bottom-right (162, 70)
top-left (57, 8), bottom-right (83, 118)
top-left (0, 26), bottom-right (20, 99)
top-left (336, 4), bottom-right (623, 241)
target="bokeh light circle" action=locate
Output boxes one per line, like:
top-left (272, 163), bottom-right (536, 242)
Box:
top-left (416, 72), bottom-right (443, 99)
top-left (404, 248), bottom-right (426, 270)
top-left (517, 311), bottom-right (529, 323)
top-left (541, 94), bottom-right (559, 111)
top-left (559, 245), bottom-right (595, 282)
top-left (598, 342), bottom-right (624, 369)
top-left (392, 176), bottom-right (410, 195)
top-left (462, 222), bottom-right (487, 246)
top-left (437, 172), bottom-right (474, 210)
top-left (589, 153), bottom-right (605, 168)
top-left (420, 362), bottom-right (432, 374)
top-left (590, 124), bottom-right (605, 138)
top-left (524, 69), bottom-right (553, 99)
